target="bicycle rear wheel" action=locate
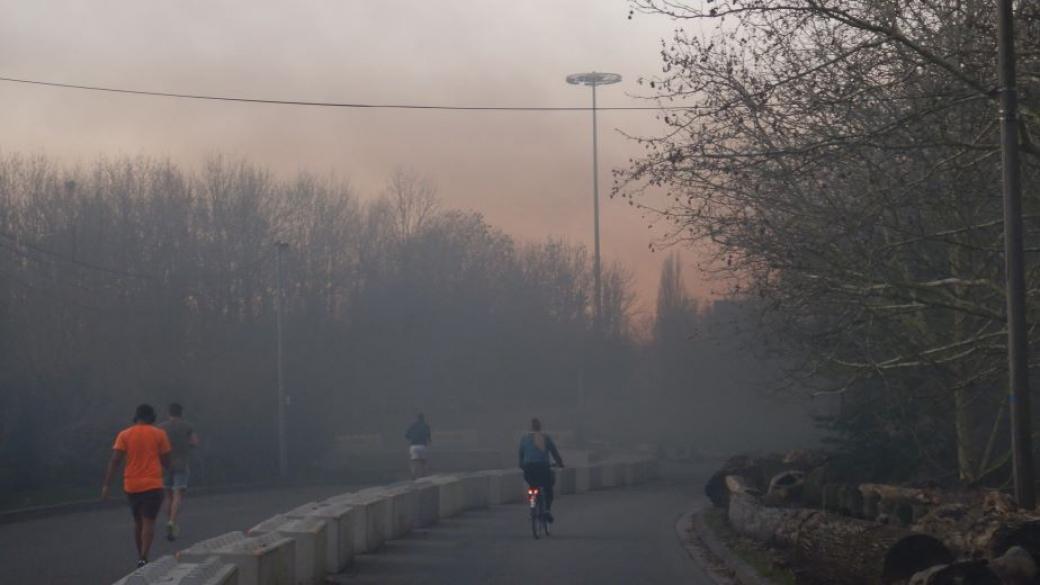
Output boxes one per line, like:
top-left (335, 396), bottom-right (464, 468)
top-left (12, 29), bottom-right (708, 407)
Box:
top-left (531, 498), bottom-right (542, 540)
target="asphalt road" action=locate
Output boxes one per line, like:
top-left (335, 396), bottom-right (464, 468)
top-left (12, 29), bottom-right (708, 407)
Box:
top-left (332, 463), bottom-right (716, 585)
top-left (1, 463), bottom-right (714, 585)
top-left (0, 484), bottom-right (361, 585)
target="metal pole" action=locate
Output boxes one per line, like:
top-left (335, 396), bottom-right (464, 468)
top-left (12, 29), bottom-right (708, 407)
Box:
top-left (997, 0), bottom-right (1035, 509)
top-left (591, 82), bottom-right (602, 330)
top-left (275, 241), bottom-right (289, 478)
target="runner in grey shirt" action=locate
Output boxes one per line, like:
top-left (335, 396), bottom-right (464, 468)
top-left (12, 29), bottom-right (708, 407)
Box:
top-left (158, 402), bottom-right (199, 541)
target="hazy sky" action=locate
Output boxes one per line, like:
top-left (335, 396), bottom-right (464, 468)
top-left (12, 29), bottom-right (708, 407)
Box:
top-left (0, 0), bottom-right (715, 313)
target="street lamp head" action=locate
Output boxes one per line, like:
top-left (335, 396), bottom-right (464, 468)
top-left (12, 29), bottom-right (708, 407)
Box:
top-left (566, 72), bottom-right (622, 87)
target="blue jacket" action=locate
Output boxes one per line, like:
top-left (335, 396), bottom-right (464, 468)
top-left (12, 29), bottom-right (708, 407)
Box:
top-left (518, 432), bottom-right (564, 467)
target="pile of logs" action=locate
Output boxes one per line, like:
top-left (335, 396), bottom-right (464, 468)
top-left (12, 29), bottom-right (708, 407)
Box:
top-left (708, 452), bottom-right (1040, 584)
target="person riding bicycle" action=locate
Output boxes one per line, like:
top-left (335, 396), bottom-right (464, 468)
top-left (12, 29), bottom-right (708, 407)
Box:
top-left (518, 417), bottom-right (564, 523)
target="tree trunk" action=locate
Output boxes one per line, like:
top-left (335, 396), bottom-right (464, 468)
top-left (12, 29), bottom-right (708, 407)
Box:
top-left (728, 492), bottom-right (952, 584)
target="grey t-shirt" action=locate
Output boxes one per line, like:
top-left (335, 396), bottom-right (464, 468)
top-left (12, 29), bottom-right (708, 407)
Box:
top-left (159, 418), bottom-right (194, 472)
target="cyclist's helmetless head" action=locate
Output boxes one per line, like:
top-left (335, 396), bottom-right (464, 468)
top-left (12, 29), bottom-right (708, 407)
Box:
top-left (530, 418), bottom-right (542, 431)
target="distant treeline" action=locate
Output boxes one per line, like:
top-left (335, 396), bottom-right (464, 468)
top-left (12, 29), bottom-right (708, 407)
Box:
top-left (0, 154), bottom-right (806, 498)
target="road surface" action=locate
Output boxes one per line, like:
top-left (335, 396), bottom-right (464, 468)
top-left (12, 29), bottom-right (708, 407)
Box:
top-left (333, 463), bottom-right (714, 584)
top-left (1, 463), bottom-right (713, 584)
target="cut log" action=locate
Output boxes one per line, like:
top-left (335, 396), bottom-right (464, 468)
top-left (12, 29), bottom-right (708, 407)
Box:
top-left (908, 560), bottom-right (1000, 585)
top-left (859, 483), bottom-right (940, 506)
top-left (914, 504), bottom-right (1040, 561)
top-left (704, 453), bottom-right (785, 508)
top-left (766, 470), bottom-right (805, 504)
top-left (728, 492), bottom-right (952, 585)
top-left (705, 451), bottom-right (831, 509)
top-left (989, 545), bottom-right (1037, 585)
top-left (725, 475), bottom-right (761, 496)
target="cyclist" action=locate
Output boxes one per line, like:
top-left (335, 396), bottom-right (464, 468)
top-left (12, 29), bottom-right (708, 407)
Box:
top-left (518, 417), bottom-right (564, 522)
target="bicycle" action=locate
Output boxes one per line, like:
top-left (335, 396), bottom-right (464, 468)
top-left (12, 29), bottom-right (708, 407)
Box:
top-left (528, 485), bottom-right (551, 539)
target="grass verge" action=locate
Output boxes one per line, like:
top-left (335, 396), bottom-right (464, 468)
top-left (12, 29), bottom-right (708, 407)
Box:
top-left (701, 508), bottom-right (798, 585)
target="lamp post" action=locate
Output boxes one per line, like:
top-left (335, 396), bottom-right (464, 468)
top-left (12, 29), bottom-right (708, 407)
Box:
top-left (566, 71), bottom-right (622, 329)
top-left (275, 241), bottom-right (290, 478)
top-left (567, 72), bottom-right (621, 446)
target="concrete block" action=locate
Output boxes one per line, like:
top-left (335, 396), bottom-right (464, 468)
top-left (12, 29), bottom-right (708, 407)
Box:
top-left (613, 461), bottom-right (631, 487)
top-left (418, 475), bottom-right (464, 518)
top-left (282, 501), bottom-right (355, 573)
top-left (179, 531), bottom-right (294, 585)
top-left (324, 492), bottom-right (388, 554)
top-left (409, 479), bottom-right (440, 527)
top-left (631, 459), bottom-right (649, 484)
top-left (482, 471), bottom-right (503, 505)
top-left (574, 466), bottom-right (590, 493)
top-left (248, 515), bottom-right (328, 585)
top-left (459, 472), bottom-right (490, 510)
top-left (113, 555), bottom-right (238, 585)
top-left (646, 458), bottom-right (661, 480)
top-left (588, 464), bottom-right (604, 490)
top-left (557, 466), bottom-right (576, 495)
top-left (496, 469), bottom-right (526, 504)
top-left (368, 484), bottom-right (419, 539)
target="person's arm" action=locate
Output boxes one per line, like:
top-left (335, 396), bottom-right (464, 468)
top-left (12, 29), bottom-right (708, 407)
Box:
top-left (518, 442), bottom-right (525, 469)
top-left (189, 432), bottom-right (200, 448)
top-left (102, 450), bottom-right (125, 499)
top-left (548, 438), bottom-right (564, 467)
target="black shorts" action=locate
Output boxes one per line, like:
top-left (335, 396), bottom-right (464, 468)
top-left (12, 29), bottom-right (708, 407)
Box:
top-left (127, 489), bottom-right (164, 519)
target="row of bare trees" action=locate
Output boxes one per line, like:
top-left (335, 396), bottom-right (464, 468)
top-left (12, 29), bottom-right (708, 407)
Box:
top-left (0, 155), bottom-right (638, 495)
top-left (623, 0), bottom-right (1040, 483)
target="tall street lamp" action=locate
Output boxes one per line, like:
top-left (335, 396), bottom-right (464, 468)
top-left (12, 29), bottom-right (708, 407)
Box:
top-left (567, 71), bottom-right (622, 329)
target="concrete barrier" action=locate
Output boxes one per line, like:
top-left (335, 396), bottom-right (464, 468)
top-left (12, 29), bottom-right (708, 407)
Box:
top-left (410, 479), bottom-right (440, 526)
top-left (495, 469), bottom-right (526, 504)
top-left (574, 466), bottom-right (591, 493)
top-left (474, 469), bottom-right (523, 505)
top-left (588, 464), bottom-right (604, 490)
top-left (647, 458), bottom-right (661, 480)
top-left (179, 531), bottom-right (295, 585)
top-left (612, 461), bottom-right (630, 487)
top-left (248, 515), bottom-right (327, 585)
top-left (459, 473), bottom-right (490, 510)
top-left (357, 484), bottom-right (418, 539)
top-left (323, 492), bottom-right (389, 554)
top-left (113, 555), bottom-right (238, 585)
top-left (417, 475), bottom-right (464, 518)
top-left (557, 466), bottom-right (576, 495)
top-left (282, 501), bottom-right (355, 573)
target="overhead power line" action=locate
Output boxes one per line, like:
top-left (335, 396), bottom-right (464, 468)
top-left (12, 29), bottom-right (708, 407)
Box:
top-left (0, 231), bottom-right (153, 279)
top-left (0, 75), bottom-right (698, 111)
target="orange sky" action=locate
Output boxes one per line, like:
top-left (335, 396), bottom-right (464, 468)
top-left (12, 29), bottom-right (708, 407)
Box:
top-left (0, 0), bottom-right (718, 314)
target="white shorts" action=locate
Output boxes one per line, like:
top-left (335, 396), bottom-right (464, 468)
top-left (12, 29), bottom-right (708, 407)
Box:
top-left (409, 445), bottom-right (428, 461)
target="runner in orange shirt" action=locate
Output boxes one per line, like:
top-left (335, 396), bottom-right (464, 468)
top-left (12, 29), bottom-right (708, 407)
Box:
top-left (102, 404), bottom-right (172, 568)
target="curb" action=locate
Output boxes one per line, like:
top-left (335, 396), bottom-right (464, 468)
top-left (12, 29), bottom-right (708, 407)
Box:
top-left (678, 508), bottom-right (776, 585)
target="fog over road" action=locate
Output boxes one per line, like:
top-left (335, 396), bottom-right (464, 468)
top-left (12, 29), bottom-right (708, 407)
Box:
top-left (1, 463), bottom-right (712, 585)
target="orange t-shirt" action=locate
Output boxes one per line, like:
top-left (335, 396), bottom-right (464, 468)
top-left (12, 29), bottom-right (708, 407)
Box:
top-left (113, 423), bottom-right (171, 494)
